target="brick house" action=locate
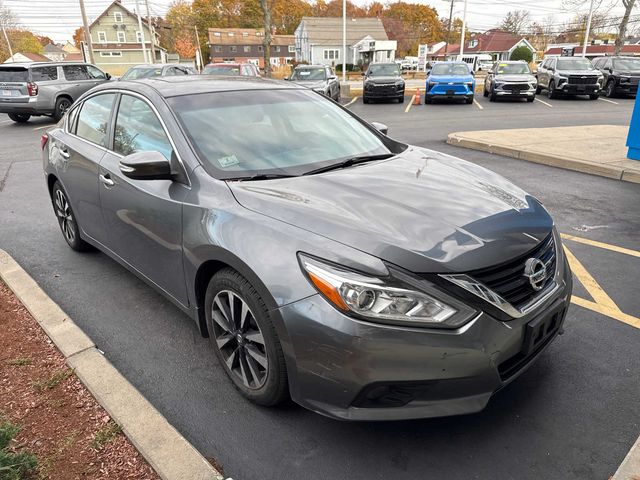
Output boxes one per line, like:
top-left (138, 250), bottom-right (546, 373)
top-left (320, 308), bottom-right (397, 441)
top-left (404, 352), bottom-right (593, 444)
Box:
top-left (433, 29), bottom-right (536, 62)
top-left (207, 28), bottom-right (295, 68)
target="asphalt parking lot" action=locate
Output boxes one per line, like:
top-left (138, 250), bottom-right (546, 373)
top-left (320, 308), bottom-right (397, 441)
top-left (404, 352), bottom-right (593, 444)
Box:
top-left (1, 93), bottom-right (639, 480)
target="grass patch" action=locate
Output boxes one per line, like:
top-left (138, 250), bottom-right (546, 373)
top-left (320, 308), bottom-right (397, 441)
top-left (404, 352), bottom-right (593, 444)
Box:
top-left (91, 422), bottom-right (122, 451)
top-left (6, 358), bottom-right (32, 366)
top-left (0, 419), bottom-right (38, 480)
top-left (33, 369), bottom-right (74, 392)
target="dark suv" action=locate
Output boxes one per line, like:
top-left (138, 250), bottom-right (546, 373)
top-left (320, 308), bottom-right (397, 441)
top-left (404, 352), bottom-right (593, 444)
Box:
top-left (362, 62), bottom-right (405, 103)
top-left (592, 56), bottom-right (640, 98)
top-left (0, 62), bottom-right (110, 123)
top-left (536, 56), bottom-right (603, 100)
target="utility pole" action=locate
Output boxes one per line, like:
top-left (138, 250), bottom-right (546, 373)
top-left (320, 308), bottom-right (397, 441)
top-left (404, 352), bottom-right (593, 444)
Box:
top-left (444, 0), bottom-right (455, 56)
top-left (342, 0), bottom-right (346, 82)
top-left (1, 23), bottom-right (13, 61)
top-left (194, 25), bottom-right (204, 72)
top-left (458, 0), bottom-right (468, 60)
top-left (144, 0), bottom-right (156, 63)
top-left (582, 0), bottom-right (595, 57)
top-left (78, 0), bottom-right (95, 63)
top-left (134, 0), bottom-right (149, 64)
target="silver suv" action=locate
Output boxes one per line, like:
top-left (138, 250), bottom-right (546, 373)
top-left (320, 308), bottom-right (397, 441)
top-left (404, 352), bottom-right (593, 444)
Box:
top-left (536, 56), bottom-right (603, 100)
top-left (0, 62), bottom-right (111, 123)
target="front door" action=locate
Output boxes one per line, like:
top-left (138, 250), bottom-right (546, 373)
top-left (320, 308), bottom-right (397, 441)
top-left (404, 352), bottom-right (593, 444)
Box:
top-left (98, 93), bottom-right (189, 306)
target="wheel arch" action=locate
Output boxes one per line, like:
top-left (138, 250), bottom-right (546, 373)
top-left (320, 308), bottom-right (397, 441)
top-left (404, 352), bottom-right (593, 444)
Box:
top-left (46, 173), bottom-right (59, 196)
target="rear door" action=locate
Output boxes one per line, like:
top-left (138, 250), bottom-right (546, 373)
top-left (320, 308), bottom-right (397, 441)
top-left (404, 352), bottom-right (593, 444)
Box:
top-left (61, 64), bottom-right (102, 99)
top-left (98, 93), bottom-right (189, 305)
top-left (0, 66), bottom-right (30, 106)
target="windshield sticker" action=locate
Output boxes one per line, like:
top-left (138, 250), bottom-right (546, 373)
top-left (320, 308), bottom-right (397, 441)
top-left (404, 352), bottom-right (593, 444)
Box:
top-left (217, 154), bottom-right (240, 168)
top-left (299, 71), bottom-right (311, 76)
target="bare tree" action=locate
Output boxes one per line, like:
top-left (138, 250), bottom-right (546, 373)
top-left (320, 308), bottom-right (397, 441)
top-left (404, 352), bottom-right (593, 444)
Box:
top-left (259, 0), bottom-right (272, 77)
top-left (499, 10), bottom-right (531, 35)
top-left (0, 0), bottom-right (16, 60)
top-left (615, 0), bottom-right (637, 54)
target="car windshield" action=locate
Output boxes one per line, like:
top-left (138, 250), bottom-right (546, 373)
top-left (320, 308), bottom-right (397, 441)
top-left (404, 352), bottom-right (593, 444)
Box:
top-left (168, 89), bottom-right (394, 179)
top-left (368, 64), bottom-right (400, 76)
top-left (556, 58), bottom-right (594, 70)
top-left (203, 65), bottom-right (240, 75)
top-left (431, 63), bottom-right (470, 76)
top-left (291, 68), bottom-right (326, 81)
top-left (613, 58), bottom-right (640, 70)
top-left (122, 67), bottom-right (163, 80)
top-left (0, 67), bottom-right (29, 82)
top-left (496, 63), bottom-right (530, 74)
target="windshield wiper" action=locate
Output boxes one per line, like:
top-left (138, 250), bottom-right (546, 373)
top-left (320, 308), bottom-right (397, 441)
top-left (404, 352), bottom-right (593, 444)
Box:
top-left (225, 173), bottom-right (298, 182)
top-left (303, 153), bottom-right (395, 176)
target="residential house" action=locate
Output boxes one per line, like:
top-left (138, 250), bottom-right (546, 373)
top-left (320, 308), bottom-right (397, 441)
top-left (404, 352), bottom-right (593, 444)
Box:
top-left (433, 29), bottom-right (536, 62)
top-left (294, 17), bottom-right (396, 67)
top-left (87, 0), bottom-right (166, 75)
top-left (544, 44), bottom-right (640, 59)
top-left (207, 28), bottom-right (295, 68)
top-left (3, 52), bottom-right (51, 63)
top-left (62, 41), bottom-right (80, 55)
top-left (43, 44), bottom-right (66, 62)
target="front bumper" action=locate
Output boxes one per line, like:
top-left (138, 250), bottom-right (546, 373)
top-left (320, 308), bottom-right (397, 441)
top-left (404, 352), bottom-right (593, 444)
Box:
top-left (494, 86), bottom-right (536, 98)
top-left (277, 251), bottom-right (572, 421)
top-left (615, 82), bottom-right (638, 95)
top-left (364, 85), bottom-right (405, 99)
top-left (426, 83), bottom-right (474, 99)
top-left (558, 83), bottom-right (600, 95)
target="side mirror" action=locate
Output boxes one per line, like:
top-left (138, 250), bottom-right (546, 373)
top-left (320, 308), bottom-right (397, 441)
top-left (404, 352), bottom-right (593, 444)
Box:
top-left (119, 151), bottom-right (172, 180)
top-left (105, 73), bottom-right (112, 80)
top-left (371, 121), bottom-right (388, 135)
top-left (329, 75), bottom-right (337, 80)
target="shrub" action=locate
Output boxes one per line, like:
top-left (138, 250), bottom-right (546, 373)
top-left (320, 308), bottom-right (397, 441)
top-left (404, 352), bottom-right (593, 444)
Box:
top-left (510, 46), bottom-right (533, 63)
top-left (0, 419), bottom-right (38, 480)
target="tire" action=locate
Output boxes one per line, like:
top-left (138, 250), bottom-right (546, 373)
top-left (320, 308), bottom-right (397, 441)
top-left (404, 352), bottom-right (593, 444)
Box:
top-left (50, 181), bottom-right (93, 252)
top-left (466, 95), bottom-right (474, 105)
top-left (362, 95), bottom-right (369, 104)
top-left (489, 88), bottom-right (496, 102)
top-left (8, 113), bottom-right (30, 123)
top-left (205, 269), bottom-right (288, 406)
top-left (53, 97), bottom-right (72, 122)
top-left (605, 80), bottom-right (616, 98)
top-left (398, 95), bottom-right (405, 104)
top-left (424, 96), bottom-right (432, 104)
top-left (483, 86), bottom-right (489, 97)
top-left (589, 93), bottom-right (599, 100)
top-left (527, 96), bottom-right (535, 103)
top-left (547, 81), bottom-right (558, 99)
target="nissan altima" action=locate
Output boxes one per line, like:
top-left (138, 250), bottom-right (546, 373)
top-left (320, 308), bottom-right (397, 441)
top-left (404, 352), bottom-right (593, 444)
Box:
top-left (42, 76), bottom-right (572, 420)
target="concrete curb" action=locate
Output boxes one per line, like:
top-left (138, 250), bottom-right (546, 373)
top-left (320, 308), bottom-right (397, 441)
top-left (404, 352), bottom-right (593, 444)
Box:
top-left (446, 133), bottom-right (640, 184)
top-left (612, 435), bottom-right (640, 480)
top-left (0, 249), bottom-right (224, 480)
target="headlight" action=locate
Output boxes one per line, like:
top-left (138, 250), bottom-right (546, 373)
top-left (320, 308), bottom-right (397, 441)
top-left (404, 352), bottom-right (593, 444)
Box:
top-left (465, 81), bottom-right (474, 87)
top-left (395, 80), bottom-right (405, 88)
top-left (299, 254), bottom-right (476, 328)
top-left (621, 76), bottom-right (630, 83)
top-left (428, 81), bottom-right (437, 87)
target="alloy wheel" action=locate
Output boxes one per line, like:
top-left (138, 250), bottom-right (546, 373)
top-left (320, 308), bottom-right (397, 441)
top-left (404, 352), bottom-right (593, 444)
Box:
top-left (211, 290), bottom-right (269, 389)
top-left (59, 100), bottom-right (71, 115)
top-left (54, 188), bottom-right (76, 244)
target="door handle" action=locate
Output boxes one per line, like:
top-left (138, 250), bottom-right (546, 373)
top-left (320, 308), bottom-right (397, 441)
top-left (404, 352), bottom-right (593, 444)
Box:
top-left (99, 173), bottom-right (115, 187)
top-left (59, 148), bottom-right (70, 158)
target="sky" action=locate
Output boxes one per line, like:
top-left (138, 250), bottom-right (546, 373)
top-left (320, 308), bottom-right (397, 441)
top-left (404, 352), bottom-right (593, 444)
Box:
top-left (0, 0), bottom-right (632, 43)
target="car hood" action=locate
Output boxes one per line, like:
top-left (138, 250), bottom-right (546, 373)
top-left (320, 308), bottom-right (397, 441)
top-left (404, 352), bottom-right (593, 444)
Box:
top-left (556, 69), bottom-right (600, 76)
top-left (495, 74), bottom-right (536, 82)
top-left (291, 80), bottom-right (327, 88)
top-left (366, 76), bottom-right (402, 84)
top-left (229, 147), bottom-right (553, 273)
top-left (429, 74), bottom-right (474, 83)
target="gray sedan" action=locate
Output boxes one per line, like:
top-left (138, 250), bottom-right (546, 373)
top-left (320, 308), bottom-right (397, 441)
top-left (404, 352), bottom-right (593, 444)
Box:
top-left (42, 77), bottom-right (572, 420)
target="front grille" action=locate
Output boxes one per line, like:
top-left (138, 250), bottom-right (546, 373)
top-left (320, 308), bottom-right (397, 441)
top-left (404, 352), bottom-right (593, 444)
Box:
top-left (630, 77), bottom-right (640, 85)
top-left (503, 83), bottom-right (530, 92)
top-left (467, 233), bottom-right (556, 309)
top-left (369, 84), bottom-right (396, 94)
top-left (568, 75), bottom-right (599, 85)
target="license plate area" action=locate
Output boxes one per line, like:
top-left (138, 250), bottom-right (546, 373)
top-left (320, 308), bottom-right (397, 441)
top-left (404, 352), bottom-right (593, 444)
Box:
top-left (1, 89), bottom-right (14, 97)
top-left (522, 310), bottom-right (563, 356)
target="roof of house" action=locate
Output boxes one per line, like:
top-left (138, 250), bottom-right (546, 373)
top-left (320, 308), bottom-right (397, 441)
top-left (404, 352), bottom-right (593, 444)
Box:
top-left (298, 17), bottom-right (388, 46)
top-left (13, 52), bottom-right (52, 62)
top-left (43, 44), bottom-right (65, 54)
top-left (207, 28), bottom-right (293, 46)
top-left (434, 29), bottom-right (528, 56)
top-left (62, 42), bottom-right (80, 53)
top-left (63, 53), bottom-right (84, 62)
top-left (89, 0), bottom-right (151, 29)
top-left (545, 44), bottom-right (640, 56)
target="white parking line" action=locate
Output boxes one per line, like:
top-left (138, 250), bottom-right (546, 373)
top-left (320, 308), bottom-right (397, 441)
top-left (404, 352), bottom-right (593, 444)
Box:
top-left (535, 98), bottom-right (553, 108)
top-left (344, 96), bottom-right (359, 107)
top-left (473, 99), bottom-right (484, 110)
top-left (405, 97), bottom-right (415, 113)
top-left (33, 125), bottom-right (52, 131)
top-left (599, 97), bottom-right (619, 105)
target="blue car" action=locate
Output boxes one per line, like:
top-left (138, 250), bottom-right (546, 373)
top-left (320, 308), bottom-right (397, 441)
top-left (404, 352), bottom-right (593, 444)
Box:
top-left (425, 62), bottom-right (476, 104)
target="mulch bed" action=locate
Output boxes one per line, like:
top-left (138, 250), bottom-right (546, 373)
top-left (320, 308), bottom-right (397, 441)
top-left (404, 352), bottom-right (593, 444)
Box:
top-left (0, 281), bottom-right (160, 479)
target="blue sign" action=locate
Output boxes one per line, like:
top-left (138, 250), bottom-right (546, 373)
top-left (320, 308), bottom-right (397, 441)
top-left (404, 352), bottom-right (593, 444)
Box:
top-left (628, 92), bottom-right (640, 161)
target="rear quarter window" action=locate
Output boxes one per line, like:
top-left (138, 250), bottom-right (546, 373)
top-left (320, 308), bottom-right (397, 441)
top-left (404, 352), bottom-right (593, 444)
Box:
top-left (0, 68), bottom-right (29, 82)
top-left (31, 66), bottom-right (59, 81)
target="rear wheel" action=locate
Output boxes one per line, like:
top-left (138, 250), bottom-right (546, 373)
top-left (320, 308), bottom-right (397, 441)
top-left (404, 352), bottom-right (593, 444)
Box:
top-left (8, 113), bottom-right (30, 123)
top-left (205, 269), bottom-right (288, 406)
top-left (53, 97), bottom-right (72, 122)
top-left (50, 181), bottom-right (93, 252)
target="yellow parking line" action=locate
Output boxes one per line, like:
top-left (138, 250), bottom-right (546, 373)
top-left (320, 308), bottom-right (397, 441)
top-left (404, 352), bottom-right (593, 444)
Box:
top-left (599, 97), bottom-right (619, 105)
top-left (473, 99), bottom-right (484, 110)
top-left (572, 296), bottom-right (640, 329)
top-left (563, 246), bottom-right (619, 311)
top-left (405, 97), bottom-right (415, 113)
top-left (344, 96), bottom-right (358, 107)
top-left (535, 98), bottom-right (553, 108)
top-left (561, 233), bottom-right (640, 258)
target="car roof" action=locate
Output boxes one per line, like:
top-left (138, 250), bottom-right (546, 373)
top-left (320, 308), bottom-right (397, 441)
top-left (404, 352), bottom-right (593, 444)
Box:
top-left (294, 64), bottom-right (326, 68)
top-left (102, 75), bottom-right (301, 98)
top-left (127, 64), bottom-right (179, 69)
top-left (206, 62), bottom-right (252, 66)
top-left (0, 62), bottom-right (90, 68)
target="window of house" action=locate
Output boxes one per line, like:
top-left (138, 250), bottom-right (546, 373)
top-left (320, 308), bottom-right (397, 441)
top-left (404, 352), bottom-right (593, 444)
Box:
top-left (113, 11), bottom-right (123, 23)
top-left (117, 31), bottom-right (126, 43)
top-left (228, 32), bottom-right (234, 36)
top-left (136, 31), bottom-right (144, 42)
top-left (100, 51), bottom-right (122, 57)
top-left (275, 46), bottom-right (281, 53)
top-left (31, 66), bottom-right (58, 81)
top-left (242, 32), bottom-right (248, 37)
top-left (97, 31), bottom-right (107, 43)
top-left (76, 93), bottom-right (116, 147)
top-left (323, 49), bottom-right (339, 60)
top-left (244, 46), bottom-right (251, 53)
top-left (288, 45), bottom-right (295, 53)
top-left (230, 46), bottom-right (237, 53)
top-left (258, 45), bottom-right (263, 52)
top-left (214, 46), bottom-right (222, 53)
top-left (213, 32), bottom-right (221, 36)
top-left (114, 95), bottom-right (173, 161)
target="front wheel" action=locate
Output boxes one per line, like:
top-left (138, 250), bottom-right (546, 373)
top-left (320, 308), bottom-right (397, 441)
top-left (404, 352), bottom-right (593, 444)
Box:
top-left (8, 113), bottom-right (30, 123)
top-left (466, 95), bottom-right (474, 105)
top-left (604, 80), bottom-right (616, 98)
top-left (589, 93), bottom-right (599, 100)
top-left (362, 95), bottom-right (369, 104)
top-left (51, 181), bottom-right (93, 252)
top-left (527, 96), bottom-right (535, 103)
top-left (398, 95), bottom-right (405, 104)
top-left (547, 81), bottom-right (558, 99)
top-left (205, 269), bottom-right (288, 406)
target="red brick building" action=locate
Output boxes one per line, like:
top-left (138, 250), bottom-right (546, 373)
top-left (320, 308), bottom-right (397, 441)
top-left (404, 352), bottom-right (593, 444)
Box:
top-left (207, 28), bottom-right (295, 68)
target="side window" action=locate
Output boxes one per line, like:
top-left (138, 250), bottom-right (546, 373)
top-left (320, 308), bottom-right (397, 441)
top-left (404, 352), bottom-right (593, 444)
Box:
top-left (75, 94), bottom-right (116, 146)
top-left (63, 65), bottom-right (90, 81)
top-left (31, 66), bottom-right (58, 81)
top-left (113, 95), bottom-right (173, 161)
top-left (604, 59), bottom-right (612, 70)
top-left (86, 65), bottom-right (107, 80)
top-left (171, 67), bottom-right (188, 75)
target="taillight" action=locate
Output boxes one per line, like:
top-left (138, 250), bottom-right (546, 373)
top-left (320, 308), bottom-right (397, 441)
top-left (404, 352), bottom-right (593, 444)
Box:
top-left (27, 82), bottom-right (38, 96)
top-left (41, 133), bottom-right (48, 150)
